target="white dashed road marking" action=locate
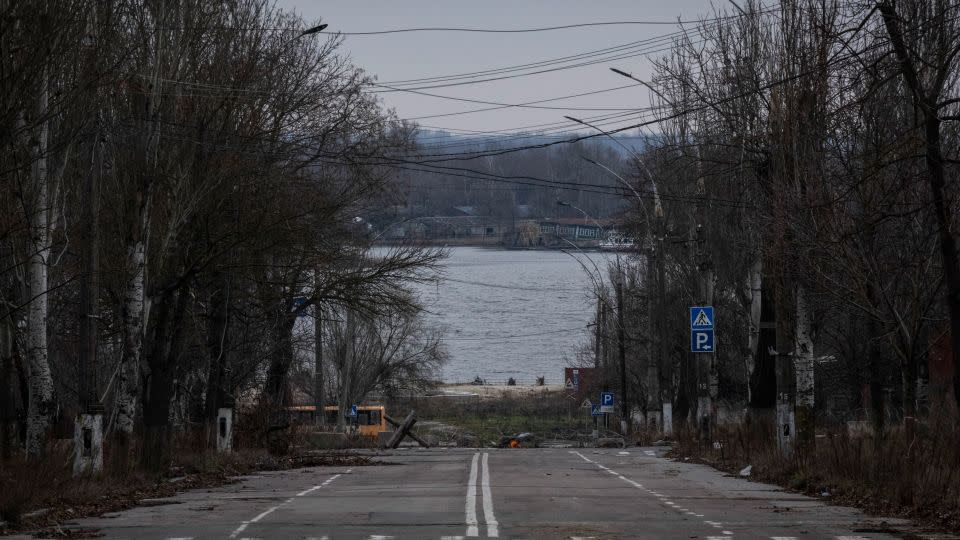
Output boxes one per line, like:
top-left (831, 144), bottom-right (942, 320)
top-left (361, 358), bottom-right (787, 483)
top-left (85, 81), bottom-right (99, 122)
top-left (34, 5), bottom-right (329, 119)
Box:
top-left (228, 469), bottom-right (351, 539)
top-left (571, 451), bottom-right (733, 538)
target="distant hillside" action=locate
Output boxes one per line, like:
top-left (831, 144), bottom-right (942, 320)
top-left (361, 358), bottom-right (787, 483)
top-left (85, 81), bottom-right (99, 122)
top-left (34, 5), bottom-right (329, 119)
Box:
top-left (413, 128), bottom-right (653, 156)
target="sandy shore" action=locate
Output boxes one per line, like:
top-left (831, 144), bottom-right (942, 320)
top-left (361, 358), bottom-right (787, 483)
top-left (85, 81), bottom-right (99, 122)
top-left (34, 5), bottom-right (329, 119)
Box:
top-left (434, 383), bottom-right (565, 399)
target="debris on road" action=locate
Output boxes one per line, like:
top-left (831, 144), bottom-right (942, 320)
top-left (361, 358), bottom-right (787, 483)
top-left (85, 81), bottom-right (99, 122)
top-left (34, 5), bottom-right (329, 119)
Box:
top-left (497, 432), bottom-right (538, 448)
top-left (597, 437), bottom-right (626, 448)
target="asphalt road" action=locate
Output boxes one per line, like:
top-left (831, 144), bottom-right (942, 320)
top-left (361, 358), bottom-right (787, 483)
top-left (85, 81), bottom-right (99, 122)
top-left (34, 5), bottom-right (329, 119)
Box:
top-left (12, 447), bottom-right (919, 540)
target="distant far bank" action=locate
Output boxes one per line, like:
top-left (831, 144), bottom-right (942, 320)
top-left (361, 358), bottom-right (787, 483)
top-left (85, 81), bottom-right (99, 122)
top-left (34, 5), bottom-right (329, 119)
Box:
top-left (376, 238), bottom-right (605, 250)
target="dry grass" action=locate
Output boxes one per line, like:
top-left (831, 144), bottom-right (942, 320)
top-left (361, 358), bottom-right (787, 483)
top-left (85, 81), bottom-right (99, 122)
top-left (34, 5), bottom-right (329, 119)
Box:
top-left (393, 389), bottom-right (598, 445)
top-left (671, 416), bottom-right (960, 533)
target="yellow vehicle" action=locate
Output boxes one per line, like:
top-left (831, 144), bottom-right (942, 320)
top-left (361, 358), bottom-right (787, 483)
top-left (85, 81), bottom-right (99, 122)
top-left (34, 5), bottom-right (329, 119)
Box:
top-left (287, 404), bottom-right (388, 438)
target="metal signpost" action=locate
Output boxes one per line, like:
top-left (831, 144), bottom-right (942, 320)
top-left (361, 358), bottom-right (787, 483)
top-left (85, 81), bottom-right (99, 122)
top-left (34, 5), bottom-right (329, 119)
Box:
top-left (591, 403), bottom-right (602, 439)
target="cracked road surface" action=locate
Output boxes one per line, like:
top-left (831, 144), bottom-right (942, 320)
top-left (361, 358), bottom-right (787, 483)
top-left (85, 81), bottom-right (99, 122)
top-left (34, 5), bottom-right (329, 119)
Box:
top-left (8, 447), bottom-right (918, 539)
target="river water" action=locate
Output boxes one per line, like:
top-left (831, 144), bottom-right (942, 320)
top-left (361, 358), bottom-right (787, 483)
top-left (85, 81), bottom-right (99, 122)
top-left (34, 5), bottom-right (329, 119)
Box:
top-left (412, 247), bottom-right (615, 384)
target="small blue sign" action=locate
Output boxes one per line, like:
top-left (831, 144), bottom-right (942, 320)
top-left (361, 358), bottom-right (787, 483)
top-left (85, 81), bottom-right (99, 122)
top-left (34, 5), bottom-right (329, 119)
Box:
top-left (600, 392), bottom-right (615, 413)
top-left (690, 306), bottom-right (714, 329)
top-left (591, 404), bottom-right (603, 417)
top-left (691, 329), bottom-right (715, 352)
top-left (346, 404), bottom-right (358, 417)
top-left (572, 369), bottom-right (580, 391)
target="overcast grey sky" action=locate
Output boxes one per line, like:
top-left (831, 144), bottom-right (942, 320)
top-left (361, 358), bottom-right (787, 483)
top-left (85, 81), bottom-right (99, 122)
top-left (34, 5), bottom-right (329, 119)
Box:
top-left (276, 1), bottom-right (719, 134)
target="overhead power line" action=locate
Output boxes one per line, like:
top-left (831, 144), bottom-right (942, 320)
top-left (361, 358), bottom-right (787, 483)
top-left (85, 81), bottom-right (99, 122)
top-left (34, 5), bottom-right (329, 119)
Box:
top-left (377, 84), bottom-right (642, 112)
top-left (319, 19), bottom-right (738, 36)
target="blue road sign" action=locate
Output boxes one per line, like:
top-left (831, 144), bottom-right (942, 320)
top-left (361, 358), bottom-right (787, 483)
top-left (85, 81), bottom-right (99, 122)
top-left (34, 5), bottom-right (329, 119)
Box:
top-left (690, 306), bottom-right (714, 329)
top-left (591, 404), bottom-right (603, 417)
top-left (690, 306), bottom-right (716, 353)
top-left (572, 369), bottom-right (580, 391)
top-left (691, 329), bottom-right (715, 352)
top-left (600, 391), bottom-right (615, 413)
top-left (346, 404), bottom-right (358, 417)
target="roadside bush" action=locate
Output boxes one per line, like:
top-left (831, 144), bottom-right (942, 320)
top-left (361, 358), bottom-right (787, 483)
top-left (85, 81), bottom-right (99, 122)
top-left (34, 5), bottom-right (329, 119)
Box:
top-left (671, 415), bottom-right (960, 532)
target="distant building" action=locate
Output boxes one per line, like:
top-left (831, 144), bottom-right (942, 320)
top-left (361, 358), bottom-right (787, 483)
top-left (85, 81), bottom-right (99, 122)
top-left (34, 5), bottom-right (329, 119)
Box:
top-left (536, 218), bottom-right (611, 246)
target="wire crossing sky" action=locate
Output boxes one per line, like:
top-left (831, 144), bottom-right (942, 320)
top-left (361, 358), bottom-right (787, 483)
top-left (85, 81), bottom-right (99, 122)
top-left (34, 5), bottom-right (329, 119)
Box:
top-left (277, 0), bottom-right (720, 133)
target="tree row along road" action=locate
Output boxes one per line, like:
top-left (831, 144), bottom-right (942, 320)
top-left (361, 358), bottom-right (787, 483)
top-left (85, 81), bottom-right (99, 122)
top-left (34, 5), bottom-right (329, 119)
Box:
top-left (7, 448), bottom-right (907, 540)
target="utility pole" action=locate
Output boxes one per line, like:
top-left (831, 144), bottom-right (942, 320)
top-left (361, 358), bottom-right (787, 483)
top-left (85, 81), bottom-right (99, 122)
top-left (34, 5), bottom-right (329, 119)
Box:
top-left (616, 275), bottom-right (628, 434)
top-left (75, 111), bottom-right (104, 475)
top-left (75, 1), bottom-right (106, 474)
top-left (694, 172), bottom-right (715, 445)
top-left (655, 203), bottom-right (672, 435)
top-left (314, 298), bottom-right (325, 426)
top-left (594, 298), bottom-right (602, 369)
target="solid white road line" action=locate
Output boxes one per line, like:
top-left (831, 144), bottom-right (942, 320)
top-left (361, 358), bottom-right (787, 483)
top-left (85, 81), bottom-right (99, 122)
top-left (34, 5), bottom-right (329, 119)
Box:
top-left (481, 453), bottom-right (500, 538)
top-left (466, 452), bottom-right (480, 537)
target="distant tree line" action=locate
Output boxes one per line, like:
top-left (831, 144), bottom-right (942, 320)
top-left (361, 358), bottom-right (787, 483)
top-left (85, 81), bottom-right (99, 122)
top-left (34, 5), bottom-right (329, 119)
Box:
top-left (377, 138), bottom-right (631, 224)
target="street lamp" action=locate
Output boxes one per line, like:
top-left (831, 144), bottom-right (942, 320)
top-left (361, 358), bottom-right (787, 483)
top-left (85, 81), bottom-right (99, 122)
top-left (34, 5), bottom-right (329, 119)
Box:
top-left (299, 24), bottom-right (328, 37)
top-left (565, 115), bottom-right (662, 218)
top-left (556, 200), bottom-right (606, 235)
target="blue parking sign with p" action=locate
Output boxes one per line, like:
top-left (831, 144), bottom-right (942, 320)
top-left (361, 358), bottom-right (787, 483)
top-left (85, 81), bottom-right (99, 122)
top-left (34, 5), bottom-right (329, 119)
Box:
top-left (600, 391), bottom-right (615, 413)
top-left (691, 329), bottom-right (714, 352)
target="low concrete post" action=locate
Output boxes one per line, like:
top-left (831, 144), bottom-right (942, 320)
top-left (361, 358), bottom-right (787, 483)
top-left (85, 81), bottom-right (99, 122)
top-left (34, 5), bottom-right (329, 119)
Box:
top-left (73, 413), bottom-right (103, 475)
top-left (217, 407), bottom-right (233, 452)
top-left (662, 403), bottom-right (673, 436)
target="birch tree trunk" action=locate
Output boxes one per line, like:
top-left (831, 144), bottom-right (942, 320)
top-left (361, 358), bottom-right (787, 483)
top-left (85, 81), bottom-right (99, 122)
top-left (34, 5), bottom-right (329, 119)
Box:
top-left (115, 239), bottom-right (144, 438)
top-left (25, 74), bottom-right (54, 459)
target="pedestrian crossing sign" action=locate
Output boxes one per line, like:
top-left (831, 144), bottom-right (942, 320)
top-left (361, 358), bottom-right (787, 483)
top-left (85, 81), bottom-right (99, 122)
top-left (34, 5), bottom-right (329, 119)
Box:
top-left (690, 306), bottom-right (714, 329)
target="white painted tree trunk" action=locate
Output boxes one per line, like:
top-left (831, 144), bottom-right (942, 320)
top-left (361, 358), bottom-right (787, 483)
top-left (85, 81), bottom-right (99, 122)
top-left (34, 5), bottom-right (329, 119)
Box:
top-left (25, 77), bottom-right (54, 458)
top-left (661, 403), bottom-right (672, 436)
top-left (745, 256), bottom-right (763, 404)
top-left (216, 407), bottom-right (233, 452)
top-left (115, 240), bottom-right (145, 435)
